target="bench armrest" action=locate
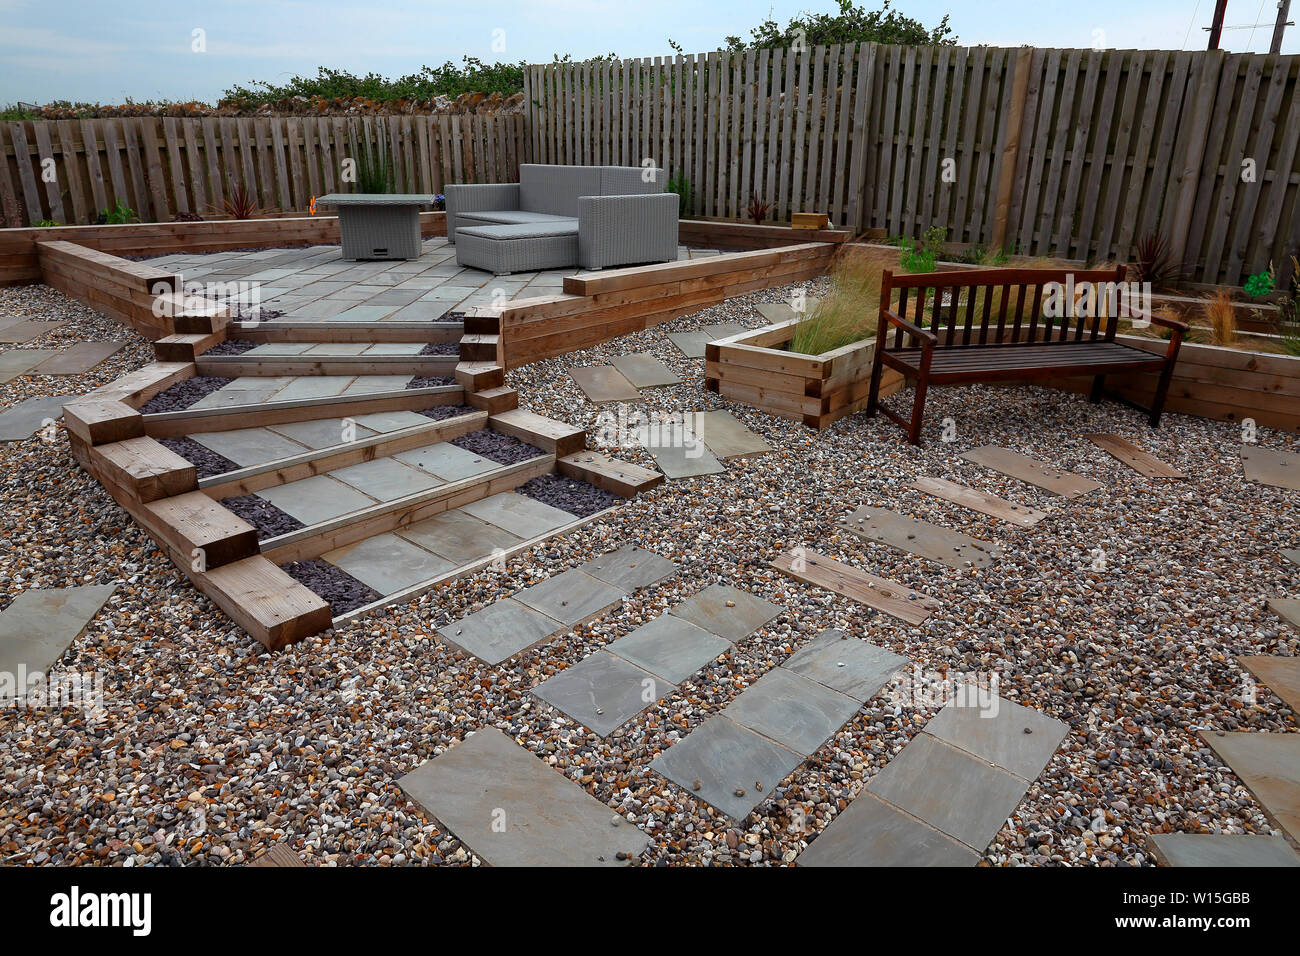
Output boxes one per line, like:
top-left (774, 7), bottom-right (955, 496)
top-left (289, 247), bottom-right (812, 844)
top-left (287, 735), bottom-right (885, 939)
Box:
top-left (578, 193), bottom-right (679, 270)
top-left (1129, 306), bottom-right (1187, 359)
top-left (881, 309), bottom-right (938, 348)
top-left (444, 183), bottom-right (521, 241)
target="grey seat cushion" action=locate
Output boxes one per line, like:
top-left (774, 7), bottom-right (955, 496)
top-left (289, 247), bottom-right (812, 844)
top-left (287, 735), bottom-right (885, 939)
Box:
top-left (456, 210), bottom-right (578, 227)
top-left (456, 221), bottom-right (580, 240)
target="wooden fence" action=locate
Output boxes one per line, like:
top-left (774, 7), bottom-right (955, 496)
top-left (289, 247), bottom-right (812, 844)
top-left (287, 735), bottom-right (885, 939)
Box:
top-left (524, 45), bottom-right (1300, 288)
top-left (0, 114), bottom-right (525, 229)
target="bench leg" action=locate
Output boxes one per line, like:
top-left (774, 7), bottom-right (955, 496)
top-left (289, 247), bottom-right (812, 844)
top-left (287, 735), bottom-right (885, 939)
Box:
top-left (1149, 361), bottom-right (1175, 427)
top-left (865, 340), bottom-right (886, 417)
top-left (1089, 374), bottom-right (1106, 403)
top-left (908, 375), bottom-right (930, 445)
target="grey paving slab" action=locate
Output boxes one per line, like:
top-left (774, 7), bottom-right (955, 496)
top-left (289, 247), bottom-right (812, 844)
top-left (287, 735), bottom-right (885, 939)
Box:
top-left (532, 650), bottom-right (673, 737)
top-left (352, 410), bottom-right (436, 432)
top-left (923, 696), bottom-right (1068, 781)
top-left (342, 375), bottom-right (414, 394)
top-left (782, 630), bottom-right (908, 703)
top-left (1240, 445), bottom-right (1300, 491)
top-left (270, 375), bottom-right (355, 401)
top-left (394, 442), bottom-right (498, 481)
top-left (610, 353), bottom-right (682, 388)
top-left (1283, 549), bottom-right (1300, 567)
top-left (324, 532), bottom-right (454, 595)
top-left (0, 321), bottom-right (62, 343)
top-left (31, 341), bottom-right (128, 376)
top-left (0, 585), bottom-right (117, 691)
top-left (579, 545), bottom-right (676, 591)
top-left (0, 395), bottom-right (70, 442)
top-left (669, 584), bottom-right (784, 643)
top-left (364, 342), bottom-right (425, 355)
top-left (1147, 833), bottom-right (1300, 867)
top-left (1238, 655), bottom-right (1300, 712)
top-left (665, 331), bottom-right (711, 358)
top-left (650, 714), bottom-right (804, 819)
top-left (267, 417), bottom-right (379, 449)
top-left (437, 597), bottom-right (563, 664)
top-left (1269, 598), bottom-right (1300, 629)
top-left (605, 614), bottom-right (730, 684)
top-left (334, 304), bottom-right (398, 322)
top-left (188, 385), bottom-right (285, 410)
top-left (571, 366), bottom-right (642, 404)
top-left (635, 421), bottom-right (724, 479)
top-left (256, 474), bottom-right (376, 525)
top-left (246, 342), bottom-right (317, 356)
top-left (460, 492), bottom-right (575, 539)
top-left (190, 426), bottom-right (311, 467)
top-left (1201, 731), bottom-right (1300, 843)
top-left (702, 322), bottom-right (748, 341)
top-left (685, 410), bottom-right (771, 459)
top-left (0, 350), bottom-right (57, 383)
top-left (867, 733), bottom-right (1028, 851)
top-left (397, 508), bottom-right (521, 564)
top-left (224, 375), bottom-right (296, 391)
top-left (799, 792), bottom-right (980, 867)
top-left (513, 569), bottom-right (627, 626)
top-left (327, 457), bottom-right (445, 501)
top-left (397, 726), bottom-right (649, 866)
top-left (725, 667), bottom-right (861, 756)
top-left (842, 505), bottom-right (1002, 569)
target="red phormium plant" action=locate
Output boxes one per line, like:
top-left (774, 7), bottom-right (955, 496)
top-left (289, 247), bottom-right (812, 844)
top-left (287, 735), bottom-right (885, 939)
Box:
top-left (221, 183), bottom-right (263, 220)
top-left (1132, 231), bottom-right (1182, 290)
top-left (747, 192), bottom-right (771, 225)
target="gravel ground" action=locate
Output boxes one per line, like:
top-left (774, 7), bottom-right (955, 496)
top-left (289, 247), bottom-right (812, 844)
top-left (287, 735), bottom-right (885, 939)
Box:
top-left (0, 278), bottom-right (1297, 868)
top-left (281, 560), bottom-right (380, 618)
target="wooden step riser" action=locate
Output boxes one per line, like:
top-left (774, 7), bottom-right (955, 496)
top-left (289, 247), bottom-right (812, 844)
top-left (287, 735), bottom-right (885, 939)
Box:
top-left (194, 356), bottom-right (457, 378)
top-left (458, 342), bottom-right (501, 363)
top-left (462, 313), bottom-right (502, 335)
top-left (155, 332), bottom-right (227, 363)
top-left (233, 322), bottom-right (463, 344)
top-left (260, 454), bottom-right (556, 565)
top-left (489, 408), bottom-right (587, 459)
top-left (455, 362), bottom-right (505, 390)
top-left (465, 386), bottom-right (519, 414)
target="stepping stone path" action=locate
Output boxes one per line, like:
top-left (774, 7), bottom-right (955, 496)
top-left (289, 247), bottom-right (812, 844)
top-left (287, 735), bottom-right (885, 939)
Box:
top-left (0, 395), bottom-right (72, 442)
top-left (0, 320), bottom-right (62, 343)
top-left (570, 365), bottom-right (642, 404)
top-left (651, 629), bottom-right (903, 820)
top-left (1239, 655), bottom-right (1300, 711)
top-left (0, 585), bottom-right (117, 700)
top-left (1241, 445), bottom-right (1300, 492)
top-left (684, 410), bottom-right (770, 459)
top-left (398, 726), bottom-right (650, 866)
top-left (772, 550), bottom-right (939, 625)
top-left (1201, 731), bottom-right (1300, 844)
top-left (610, 353), bottom-right (681, 388)
top-left (800, 695), bottom-right (1067, 865)
top-left (842, 505), bottom-right (1001, 569)
top-left (961, 446), bottom-right (1101, 498)
top-left (1146, 833), bottom-right (1300, 867)
top-left (1086, 433), bottom-right (1186, 479)
top-left (0, 349), bottom-right (57, 383)
top-left (532, 582), bottom-right (779, 738)
top-left (665, 331), bottom-right (712, 359)
top-left (1268, 598), bottom-right (1300, 629)
top-left (635, 419), bottom-right (725, 479)
top-left (438, 545), bottom-right (676, 665)
top-left (910, 477), bottom-right (1048, 527)
top-left (31, 341), bottom-right (128, 376)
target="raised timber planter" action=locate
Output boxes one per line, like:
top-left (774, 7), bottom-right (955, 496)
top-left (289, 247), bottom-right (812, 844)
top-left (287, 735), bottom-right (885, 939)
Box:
top-left (705, 318), bottom-right (904, 429)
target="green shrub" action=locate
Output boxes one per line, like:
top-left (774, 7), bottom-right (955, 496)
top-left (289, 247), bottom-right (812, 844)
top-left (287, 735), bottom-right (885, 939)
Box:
top-left (900, 225), bottom-right (945, 273)
top-left (666, 173), bottom-right (693, 217)
top-left (98, 200), bottom-right (136, 225)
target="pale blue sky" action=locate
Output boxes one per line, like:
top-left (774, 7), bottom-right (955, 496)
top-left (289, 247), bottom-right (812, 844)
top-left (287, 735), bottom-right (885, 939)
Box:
top-left (2, 0), bottom-right (1296, 104)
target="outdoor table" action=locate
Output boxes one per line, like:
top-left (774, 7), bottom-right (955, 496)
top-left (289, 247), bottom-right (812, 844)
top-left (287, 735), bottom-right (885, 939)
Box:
top-left (315, 193), bottom-right (439, 260)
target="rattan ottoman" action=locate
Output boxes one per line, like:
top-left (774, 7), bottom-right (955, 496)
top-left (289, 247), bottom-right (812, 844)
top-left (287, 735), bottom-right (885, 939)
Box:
top-left (316, 193), bottom-right (438, 260)
top-left (455, 222), bottom-right (580, 274)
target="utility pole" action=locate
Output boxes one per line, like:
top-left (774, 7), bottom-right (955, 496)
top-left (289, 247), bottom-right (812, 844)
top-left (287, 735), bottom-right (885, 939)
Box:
top-left (1271, 0), bottom-right (1293, 53)
top-left (1208, 0), bottom-right (1230, 49)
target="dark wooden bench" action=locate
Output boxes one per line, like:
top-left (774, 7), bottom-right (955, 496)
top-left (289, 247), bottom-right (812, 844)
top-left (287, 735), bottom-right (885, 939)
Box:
top-left (865, 265), bottom-right (1187, 444)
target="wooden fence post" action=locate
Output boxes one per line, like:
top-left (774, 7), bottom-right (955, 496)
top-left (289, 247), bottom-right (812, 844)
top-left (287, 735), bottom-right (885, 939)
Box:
top-left (991, 46), bottom-right (1033, 253)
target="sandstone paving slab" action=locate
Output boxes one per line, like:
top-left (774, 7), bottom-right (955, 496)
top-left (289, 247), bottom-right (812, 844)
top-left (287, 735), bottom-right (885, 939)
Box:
top-left (437, 597), bottom-right (563, 664)
top-left (268, 417), bottom-right (379, 449)
top-left (398, 727), bottom-right (649, 866)
top-left (460, 492), bottom-right (575, 539)
top-left (246, 342), bottom-right (317, 356)
top-left (0, 585), bottom-right (117, 690)
top-left (702, 322), bottom-right (748, 341)
top-left (798, 792), bottom-right (980, 867)
top-left (342, 374), bottom-right (414, 394)
top-left (961, 446), bottom-right (1102, 498)
top-left (256, 474), bottom-right (376, 525)
top-left (191, 426), bottom-right (311, 467)
top-left (922, 696), bottom-right (1067, 781)
top-left (1284, 549), bottom-right (1300, 567)
top-left (398, 508), bottom-right (522, 564)
top-left (0, 321), bottom-right (62, 343)
top-left (725, 667), bottom-right (861, 756)
top-left (270, 375), bottom-right (356, 401)
top-left (571, 366), bottom-right (641, 404)
top-left (665, 331), bottom-right (711, 358)
top-left (782, 630), bottom-right (908, 703)
top-left (327, 457), bottom-right (445, 501)
top-left (606, 614), bottom-right (730, 684)
top-left (0, 395), bottom-right (71, 442)
top-left (394, 442), bottom-right (498, 481)
top-left (650, 714), bottom-right (804, 819)
top-left (1238, 656), bottom-right (1300, 712)
top-left (0, 349), bottom-right (57, 383)
top-left (842, 505), bottom-right (1001, 570)
top-left (334, 305), bottom-right (398, 322)
top-left (578, 544), bottom-right (676, 591)
top-left (364, 343), bottom-right (426, 355)
top-left (867, 733), bottom-right (1028, 851)
top-left (635, 421), bottom-right (724, 479)
top-left (1146, 833), bottom-right (1300, 867)
top-left (32, 341), bottom-right (128, 375)
top-left (188, 384), bottom-right (286, 410)
top-left (1269, 598), bottom-right (1300, 629)
top-left (513, 569), bottom-right (627, 626)
top-left (352, 410), bottom-right (440, 432)
top-left (532, 650), bottom-right (674, 737)
top-left (1240, 445), bottom-right (1300, 492)
top-left (1201, 731), bottom-right (1300, 843)
top-left (668, 584), bottom-right (784, 643)
top-left (324, 532), bottom-right (454, 595)
top-left (685, 410), bottom-right (771, 459)
top-left (610, 353), bottom-right (682, 388)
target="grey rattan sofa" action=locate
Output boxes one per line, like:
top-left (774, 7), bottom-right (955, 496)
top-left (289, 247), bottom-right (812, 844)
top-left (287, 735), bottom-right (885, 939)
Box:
top-left (446, 164), bottom-right (678, 273)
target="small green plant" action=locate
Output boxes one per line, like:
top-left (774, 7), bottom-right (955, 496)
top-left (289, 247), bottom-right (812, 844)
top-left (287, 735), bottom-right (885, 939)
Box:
top-left (355, 139), bottom-right (395, 194)
top-left (1244, 270), bottom-right (1274, 298)
top-left (33, 218), bottom-right (58, 227)
top-left (1270, 256), bottom-right (1300, 356)
top-left (900, 225), bottom-right (945, 273)
top-left (666, 172), bottom-right (693, 217)
top-left (98, 199), bottom-right (136, 224)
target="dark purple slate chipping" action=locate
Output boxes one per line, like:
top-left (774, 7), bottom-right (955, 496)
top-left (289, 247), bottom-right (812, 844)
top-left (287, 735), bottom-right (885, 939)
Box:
top-left (451, 428), bottom-right (545, 465)
top-left (517, 474), bottom-right (622, 518)
top-left (281, 559), bottom-right (382, 617)
top-left (418, 342), bottom-right (461, 356)
top-left (441, 311), bottom-right (465, 322)
top-left (406, 375), bottom-right (456, 389)
top-left (220, 494), bottom-right (306, 539)
top-left (202, 338), bottom-right (259, 356)
top-left (138, 376), bottom-right (235, 414)
top-left (417, 403), bottom-right (477, 421)
top-left (157, 436), bottom-right (239, 479)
